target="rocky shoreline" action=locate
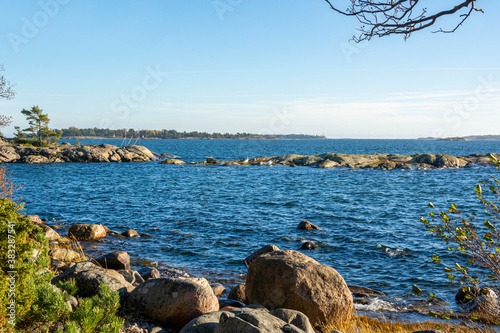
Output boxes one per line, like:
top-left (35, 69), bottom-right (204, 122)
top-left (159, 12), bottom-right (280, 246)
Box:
top-left (0, 139), bottom-right (156, 163)
top-left (30, 216), bottom-right (497, 333)
top-left (1, 136), bottom-right (498, 170)
top-left (163, 153), bottom-right (500, 170)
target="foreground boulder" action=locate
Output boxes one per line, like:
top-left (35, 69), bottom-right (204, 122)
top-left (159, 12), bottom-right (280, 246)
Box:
top-left (216, 307), bottom-right (313, 333)
top-left (180, 307), bottom-right (314, 333)
top-left (246, 250), bottom-right (353, 327)
top-left (127, 277), bottom-right (219, 329)
top-left (52, 261), bottom-right (135, 302)
top-left (68, 223), bottom-right (107, 240)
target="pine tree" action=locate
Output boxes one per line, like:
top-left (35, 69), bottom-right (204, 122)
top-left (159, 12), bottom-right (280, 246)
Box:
top-left (20, 106), bottom-right (62, 146)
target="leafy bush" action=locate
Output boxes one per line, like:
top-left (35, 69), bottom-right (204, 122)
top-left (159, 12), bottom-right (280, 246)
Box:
top-left (420, 154), bottom-right (500, 320)
top-left (0, 198), bottom-right (50, 330)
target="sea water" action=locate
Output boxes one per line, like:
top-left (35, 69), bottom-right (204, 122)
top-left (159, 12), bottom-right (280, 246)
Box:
top-left (8, 138), bottom-right (500, 320)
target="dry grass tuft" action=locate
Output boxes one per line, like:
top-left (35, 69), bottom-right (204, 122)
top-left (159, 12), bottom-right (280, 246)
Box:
top-left (319, 313), bottom-right (496, 333)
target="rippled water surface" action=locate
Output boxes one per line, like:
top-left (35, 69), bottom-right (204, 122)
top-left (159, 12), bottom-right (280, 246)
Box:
top-left (8, 139), bottom-right (500, 319)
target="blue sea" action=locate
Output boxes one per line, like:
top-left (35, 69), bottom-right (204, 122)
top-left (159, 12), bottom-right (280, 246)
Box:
top-left (8, 138), bottom-right (500, 321)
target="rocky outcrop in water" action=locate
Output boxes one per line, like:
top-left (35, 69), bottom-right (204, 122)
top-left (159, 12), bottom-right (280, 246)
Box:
top-left (0, 139), bottom-right (156, 163)
top-left (172, 153), bottom-right (499, 170)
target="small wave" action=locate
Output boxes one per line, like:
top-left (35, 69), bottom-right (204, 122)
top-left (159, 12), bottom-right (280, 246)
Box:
top-left (354, 297), bottom-right (408, 313)
top-left (377, 244), bottom-right (409, 257)
top-left (259, 201), bottom-right (279, 206)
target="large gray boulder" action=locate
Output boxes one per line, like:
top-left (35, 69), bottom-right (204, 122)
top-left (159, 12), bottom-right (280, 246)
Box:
top-left (127, 277), bottom-right (219, 329)
top-left (51, 261), bottom-right (134, 302)
top-left (181, 307), bottom-right (313, 333)
top-left (245, 250), bottom-right (353, 327)
top-left (214, 307), bottom-right (313, 333)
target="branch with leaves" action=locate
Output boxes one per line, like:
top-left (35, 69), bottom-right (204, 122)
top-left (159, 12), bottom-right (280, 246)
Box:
top-left (419, 154), bottom-right (500, 322)
top-left (324, 0), bottom-right (483, 41)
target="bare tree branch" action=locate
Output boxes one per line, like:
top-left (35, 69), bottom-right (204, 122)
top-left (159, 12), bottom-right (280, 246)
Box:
top-left (324, 0), bottom-right (483, 41)
top-left (0, 64), bottom-right (16, 100)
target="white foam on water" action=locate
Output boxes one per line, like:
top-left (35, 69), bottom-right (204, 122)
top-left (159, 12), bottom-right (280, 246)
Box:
top-left (354, 297), bottom-right (407, 313)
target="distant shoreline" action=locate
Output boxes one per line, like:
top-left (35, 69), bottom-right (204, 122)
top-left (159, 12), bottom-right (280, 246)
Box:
top-left (60, 136), bottom-right (500, 141)
top-left (60, 136), bottom-right (327, 140)
top-left (418, 135), bottom-right (500, 141)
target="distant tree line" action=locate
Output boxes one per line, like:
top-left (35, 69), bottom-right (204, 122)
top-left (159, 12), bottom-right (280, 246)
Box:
top-left (57, 127), bottom-right (326, 140)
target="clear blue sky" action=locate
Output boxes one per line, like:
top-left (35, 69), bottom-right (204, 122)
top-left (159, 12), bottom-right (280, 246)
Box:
top-left (1, 1), bottom-right (499, 138)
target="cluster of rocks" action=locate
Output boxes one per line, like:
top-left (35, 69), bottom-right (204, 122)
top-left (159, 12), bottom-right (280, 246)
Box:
top-left (31, 215), bottom-right (353, 332)
top-left (0, 139), bottom-right (156, 163)
top-left (30, 215), bottom-right (499, 332)
top-left (161, 153), bottom-right (500, 170)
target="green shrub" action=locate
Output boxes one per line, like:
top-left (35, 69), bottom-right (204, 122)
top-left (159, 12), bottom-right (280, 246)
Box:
top-left (0, 198), bottom-right (50, 330)
top-left (64, 283), bottom-right (124, 333)
top-left (56, 278), bottom-right (79, 297)
top-left (27, 282), bottom-right (72, 324)
top-left (0, 175), bottom-right (124, 332)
